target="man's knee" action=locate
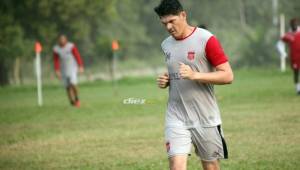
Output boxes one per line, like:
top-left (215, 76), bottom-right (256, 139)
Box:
top-left (169, 155), bottom-right (188, 170)
top-left (201, 160), bottom-right (220, 170)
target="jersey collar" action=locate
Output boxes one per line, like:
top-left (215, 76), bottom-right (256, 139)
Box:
top-left (175, 27), bottom-right (197, 41)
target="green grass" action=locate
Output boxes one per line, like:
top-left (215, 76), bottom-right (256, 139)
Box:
top-left (0, 69), bottom-right (299, 170)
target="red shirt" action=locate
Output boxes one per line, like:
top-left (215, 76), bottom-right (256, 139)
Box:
top-left (282, 30), bottom-right (300, 69)
top-left (205, 36), bottom-right (228, 67)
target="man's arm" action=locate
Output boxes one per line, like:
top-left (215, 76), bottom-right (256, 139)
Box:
top-left (281, 33), bottom-right (293, 43)
top-left (179, 62), bottom-right (233, 85)
top-left (179, 35), bottom-right (234, 85)
top-left (71, 45), bottom-right (84, 73)
top-left (53, 52), bottom-right (61, 79)
top-left (53, 52), bottom-right (60, 70)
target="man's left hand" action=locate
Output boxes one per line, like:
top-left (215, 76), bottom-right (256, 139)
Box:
top-left (179, 62), bottom-right (195, 80)
top-left (79, 66), bottom-right (84, 74)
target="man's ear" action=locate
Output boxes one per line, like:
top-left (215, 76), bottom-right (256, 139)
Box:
top-left (180, 11), bottom-right (187, 19)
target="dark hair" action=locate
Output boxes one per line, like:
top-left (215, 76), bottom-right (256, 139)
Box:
top-left (199, 24), bottom-right (207, 29)
top-left (290, 18), bottom-right (299, 31)
top-left (154, 0), bottom-right (184, 17)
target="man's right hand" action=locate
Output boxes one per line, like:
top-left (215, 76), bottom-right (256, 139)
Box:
top-left (55, 70), bottom-right (62, 80)
top-left (78, 66), bottom-right (84, 74)
top-left (157, 72), bottom-right (169, 89)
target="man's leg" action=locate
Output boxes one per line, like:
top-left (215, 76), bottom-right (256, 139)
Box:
top-left (69, 72), bottom-right (80, 106)
top-left (294, 69), bottom-right (300, 94)
top-left (169, 155), bottom-right (188, 170)
top-left (66, 85), bottom-right (75, 105)
top-left (191, 125), bottom-right (227, 170)
top-left (165, 126), bottom-right (191, 170)
top-left (201, 160), bottom-right (220, 170)
top-left (70, 84), bottom-right (80, 107)
top-left (293, 69), bottom-right (299, 84)
top-left (70, 84), bottom-right (79, 101)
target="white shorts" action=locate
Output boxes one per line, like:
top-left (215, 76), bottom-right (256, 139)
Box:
top-left (62, 72), bottom-right (78, 87)
top-left (165, 124), bottom-right (228, 161)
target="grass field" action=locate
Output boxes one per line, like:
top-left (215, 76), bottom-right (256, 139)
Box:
top-left (0, 69), bottom-right (299, 170)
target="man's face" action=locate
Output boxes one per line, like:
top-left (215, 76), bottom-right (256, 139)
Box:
top-left (58, 35), bottom-right (68, 47)
top-left (291, 23), bottom-right (299, 32)
top-left (160, 12), bottom-right (187, 39)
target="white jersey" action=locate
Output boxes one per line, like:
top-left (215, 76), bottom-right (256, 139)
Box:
top-left (161, 27), bottom-right (228, 127)
top-left (53, 42), bottom-right (78, 77)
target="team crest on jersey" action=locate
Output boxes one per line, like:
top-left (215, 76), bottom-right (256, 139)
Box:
top-left (187, 51), bottom-right (195, 61)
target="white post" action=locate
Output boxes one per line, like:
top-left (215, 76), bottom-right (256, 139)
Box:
top-left (112, 51), bottom-right (118, 95)
top-left (280, 14), bottom-right (285, 36)
top-left (35, 52), bottom-right (43, 106)
top-left (280, 13), bottom-right (286, 72)
top-left (280, 53), bottom-right (286, 72)
top-left (111, 40), bottom-right (119, 95)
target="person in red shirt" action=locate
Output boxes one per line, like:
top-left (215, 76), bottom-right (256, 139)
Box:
top-left (53, 35), bottom-right (84, 107)
top-left (281, 18), bottom-right (300, 95)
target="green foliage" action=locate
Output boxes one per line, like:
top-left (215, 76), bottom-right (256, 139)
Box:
top-left (0, 0), bottom-right (300, 85)
top-left (0, 15), bottom-right (31, 60)
top-left (236, 26), bottom-right (278, 67)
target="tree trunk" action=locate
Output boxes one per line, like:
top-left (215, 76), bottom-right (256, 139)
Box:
top-left (239, 0), bottom-right (247, 28)
top-left (13, 57), bottom-right (21, 85)
top-left (0, 58), bottom-right (10, 86)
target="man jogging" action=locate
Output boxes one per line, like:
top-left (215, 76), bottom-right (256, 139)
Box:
top-left (53, 34), bottom-right (84, 107)
top-left (154, 0), bottom-right (234, 170)
top-left (281, 18), bottom-right (300, 95)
